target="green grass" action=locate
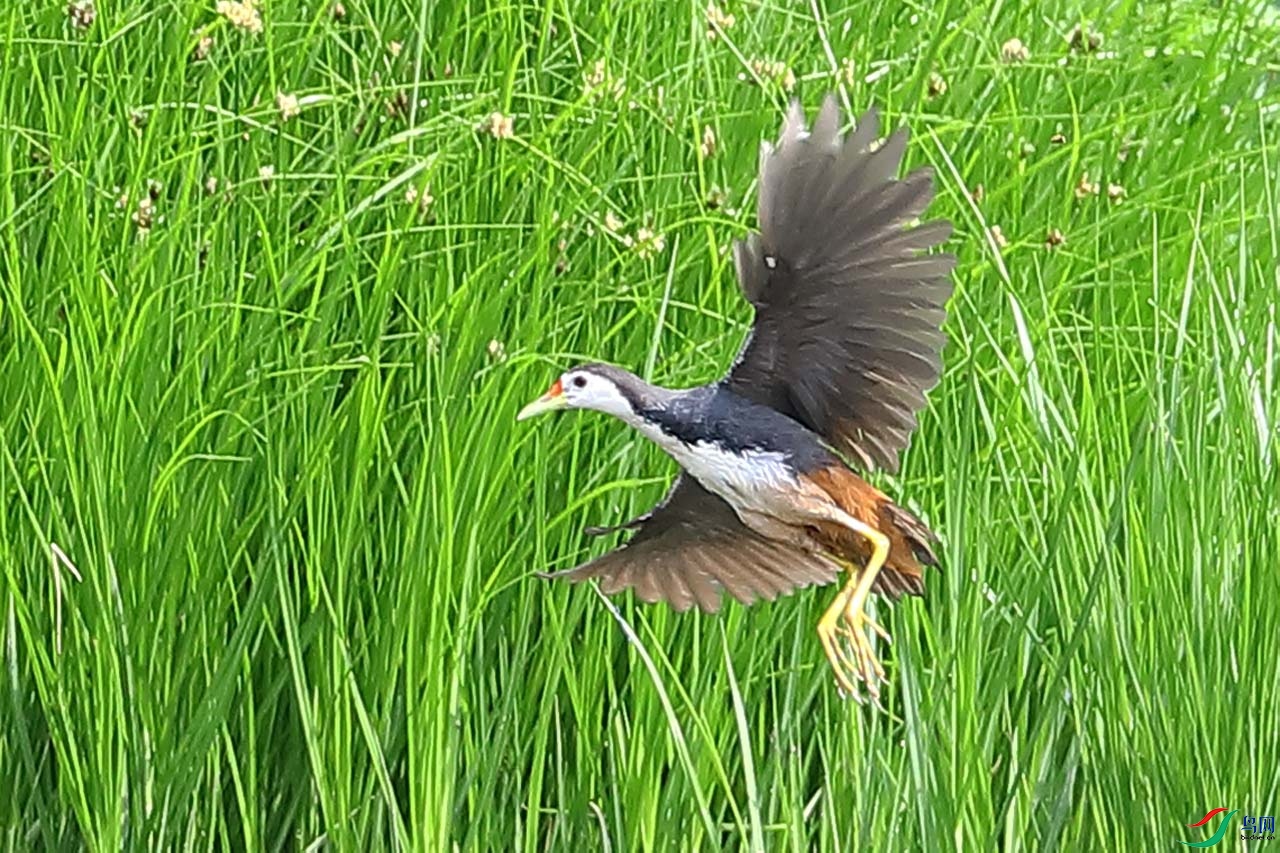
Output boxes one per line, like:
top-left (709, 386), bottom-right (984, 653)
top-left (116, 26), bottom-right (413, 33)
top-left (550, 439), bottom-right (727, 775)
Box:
top-left (3, 0), bottom-right (1279, 849)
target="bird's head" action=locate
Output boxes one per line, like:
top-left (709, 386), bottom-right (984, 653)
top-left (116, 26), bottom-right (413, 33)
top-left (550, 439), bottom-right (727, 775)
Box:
top-left (517, 363), bottom-right (643, 422)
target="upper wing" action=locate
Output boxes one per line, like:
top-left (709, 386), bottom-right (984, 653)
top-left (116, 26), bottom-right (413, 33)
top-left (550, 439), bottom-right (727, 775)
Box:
top-left (542, 475), bottom-right (838, 612)
top-left (727, 95), bottom-right (955, 473)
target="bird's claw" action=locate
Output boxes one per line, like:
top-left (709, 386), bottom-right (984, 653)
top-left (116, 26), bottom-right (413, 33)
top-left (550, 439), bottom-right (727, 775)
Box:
top-left (818, 610), bottom-right (889, 706)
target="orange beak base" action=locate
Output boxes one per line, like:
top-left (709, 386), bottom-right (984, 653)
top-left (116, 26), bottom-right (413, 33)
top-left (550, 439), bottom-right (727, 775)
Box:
top-left (517, 378), bottom-right (568, 421)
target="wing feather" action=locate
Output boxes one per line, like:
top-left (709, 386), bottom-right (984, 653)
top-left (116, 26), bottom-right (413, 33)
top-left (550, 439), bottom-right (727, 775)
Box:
top-left (727, 95), bottom-right (955, 472)
top-left (541, 476), bottom-right (839, 611)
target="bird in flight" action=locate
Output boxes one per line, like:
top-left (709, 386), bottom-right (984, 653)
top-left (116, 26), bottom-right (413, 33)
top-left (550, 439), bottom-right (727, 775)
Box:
top-left (518, 95), bottom-right (954, 702)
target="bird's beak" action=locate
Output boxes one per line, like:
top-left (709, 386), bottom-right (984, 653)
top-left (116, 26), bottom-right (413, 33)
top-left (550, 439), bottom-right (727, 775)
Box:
top-left (517, 378), bottom-right (568, 421)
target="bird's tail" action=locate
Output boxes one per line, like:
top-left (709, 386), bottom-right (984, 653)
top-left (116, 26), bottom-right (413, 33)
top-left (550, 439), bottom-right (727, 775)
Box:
top-left (803, 464), bottom-right (940, 599)
top-left (873, 499), bottom-right (939, 598)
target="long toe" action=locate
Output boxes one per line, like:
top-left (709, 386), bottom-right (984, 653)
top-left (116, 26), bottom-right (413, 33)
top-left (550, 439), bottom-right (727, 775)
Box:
top-left (843, 597), bottom-right (893, 644)
top-left (838, 619), bottom-right (886, 695)
top-left (826, 626), bottom-right (878, 704)
top-left (865, 614), bottom-right (892, 644)
top-left (857, 635), bottom-right (886, 690)
top-left (818, 624), bottom-right (861, 698)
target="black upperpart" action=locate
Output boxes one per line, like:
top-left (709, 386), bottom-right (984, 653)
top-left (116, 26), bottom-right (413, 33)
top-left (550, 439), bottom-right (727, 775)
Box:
top-left (572, 362), bottom-right (840, 473)
top-left (637, 382), bottom-right (839, 473)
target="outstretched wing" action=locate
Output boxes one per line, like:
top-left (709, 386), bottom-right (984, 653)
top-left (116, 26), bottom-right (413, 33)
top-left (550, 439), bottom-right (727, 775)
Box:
top-left (542, 475), bottom-right (839, 612)
top-left (727, 95), bottom-right (955, 473)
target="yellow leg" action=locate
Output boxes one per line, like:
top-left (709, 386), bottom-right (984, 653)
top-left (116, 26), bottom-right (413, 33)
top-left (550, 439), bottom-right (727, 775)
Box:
top-left (814, 515), bottom-right (892, 703)
top-left (817, 585), bottom-right (859, 694)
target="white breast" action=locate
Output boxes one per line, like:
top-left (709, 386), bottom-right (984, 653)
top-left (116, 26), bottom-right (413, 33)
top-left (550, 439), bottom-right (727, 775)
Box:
top-left (635, 422), bottom-right (797, 515)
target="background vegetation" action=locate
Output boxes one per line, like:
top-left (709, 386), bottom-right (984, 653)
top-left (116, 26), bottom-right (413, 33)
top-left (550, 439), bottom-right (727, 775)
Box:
top-left (2, 0), bottom-right (1279, 849)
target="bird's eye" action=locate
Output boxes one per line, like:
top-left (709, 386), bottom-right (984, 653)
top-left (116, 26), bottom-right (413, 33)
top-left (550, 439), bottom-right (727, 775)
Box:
top-left (572, 376), bottom-right (587, 389)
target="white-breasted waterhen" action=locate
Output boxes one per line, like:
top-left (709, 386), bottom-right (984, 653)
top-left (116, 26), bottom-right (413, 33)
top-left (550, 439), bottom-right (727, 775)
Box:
top-left (518, 95), bottom-right (954, 702)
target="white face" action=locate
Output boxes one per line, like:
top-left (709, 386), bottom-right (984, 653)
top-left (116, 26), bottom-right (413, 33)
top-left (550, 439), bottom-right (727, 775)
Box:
top-left (560, 369), bottom-right (635, 420)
